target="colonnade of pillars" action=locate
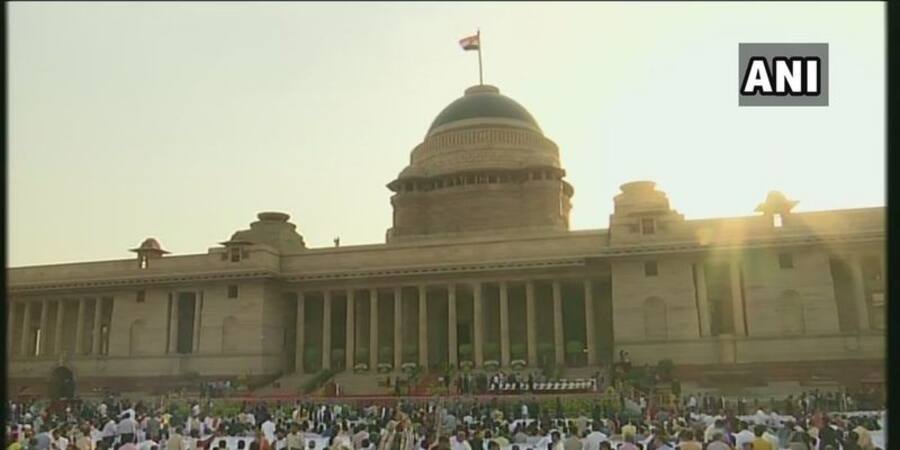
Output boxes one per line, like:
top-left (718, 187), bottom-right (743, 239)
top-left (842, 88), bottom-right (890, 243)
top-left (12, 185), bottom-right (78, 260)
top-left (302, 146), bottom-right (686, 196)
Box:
top-left (7, 298), bottom-right (109, 358)
top-left (295, 280), bottom-right (600, 373)
top-left (692, 254), bottom-right (878, 338)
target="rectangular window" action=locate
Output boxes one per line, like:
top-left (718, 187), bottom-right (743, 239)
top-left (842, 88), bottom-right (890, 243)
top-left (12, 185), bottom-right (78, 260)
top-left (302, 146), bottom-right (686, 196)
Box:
top-left (165, 294), bottom-right (173, 354)
top-left (136, 290), bottom-right (146, 303)
top-left (644, 261), bottom-right (658, 277)
top-left (773, 213), bottom-right (784, 227)
top-left (779, 253), bottom-right (794, 269)
top-left (227, 285), bottom-right (239, 299)
top-left (230, 247), bottom-right (241, 262)
top-left (99, 297), bottom-right (114, 355)
top-left (641, 218), bottom-right (656, 235)
top-left (100, 325), bottom-right (110, 355)
top-left (176, 293), bottom-right (197, 354)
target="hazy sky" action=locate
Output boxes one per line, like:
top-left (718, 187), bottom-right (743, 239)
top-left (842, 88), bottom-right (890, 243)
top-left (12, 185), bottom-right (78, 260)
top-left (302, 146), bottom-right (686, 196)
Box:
top-left (9, 2), bottom-right (885, 267)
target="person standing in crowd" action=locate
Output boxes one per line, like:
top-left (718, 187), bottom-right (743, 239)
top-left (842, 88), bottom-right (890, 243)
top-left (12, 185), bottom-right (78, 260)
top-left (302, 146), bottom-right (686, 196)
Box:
top-left (35, 425), bottom-right (53, 450)
top-left (703, 431), bottom-right (731, 450)
top-left (749, 426), bottom-right (773, 450)
top-left (732, 422), bottom-right (753, 450)
top-left (166, 428), bottom-right (184, 450)
top-left (286, 425), bottom-right (303, 450)
top-left (117, 413), bottom-right (138, 446)
top-left (117, 435), bottom-right (137, 450)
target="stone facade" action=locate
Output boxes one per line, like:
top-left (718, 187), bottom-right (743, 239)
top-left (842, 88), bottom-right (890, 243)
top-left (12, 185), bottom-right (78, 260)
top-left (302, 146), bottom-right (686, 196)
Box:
top-left (6, 85), bottom-right (885, 396)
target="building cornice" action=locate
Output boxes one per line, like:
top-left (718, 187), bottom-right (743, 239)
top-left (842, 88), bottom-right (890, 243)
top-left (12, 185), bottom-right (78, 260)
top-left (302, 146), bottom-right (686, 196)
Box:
top-left (8, 270), bottom-right (278, 294)
top-left (7, 229), bottom-right (882, 294)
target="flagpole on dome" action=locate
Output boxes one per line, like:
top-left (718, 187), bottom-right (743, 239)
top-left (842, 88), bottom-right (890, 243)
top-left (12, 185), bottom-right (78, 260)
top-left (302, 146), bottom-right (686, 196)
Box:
top-left (459, 30), bottom-right (483, 85)
top-left (477, 28), bottom-right (483, 85)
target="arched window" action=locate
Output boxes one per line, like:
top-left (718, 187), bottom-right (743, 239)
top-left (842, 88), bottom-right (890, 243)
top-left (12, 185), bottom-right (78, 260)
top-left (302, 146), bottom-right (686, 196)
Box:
top-left (643, 297), bottom-right (668, 340)
top-left (129, 320), bottom-right (146, 356)
top-left (779, 290), bottom-right (805, 335)
top-left (222, 316), bottom-right (240, 353)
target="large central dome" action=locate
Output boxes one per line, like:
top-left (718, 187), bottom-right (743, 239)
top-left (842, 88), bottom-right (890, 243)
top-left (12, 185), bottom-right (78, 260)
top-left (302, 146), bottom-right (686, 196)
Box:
top-left (427, 85), bottom-right (541, 135)
top-left (387, 83), bottom-right (573, 243)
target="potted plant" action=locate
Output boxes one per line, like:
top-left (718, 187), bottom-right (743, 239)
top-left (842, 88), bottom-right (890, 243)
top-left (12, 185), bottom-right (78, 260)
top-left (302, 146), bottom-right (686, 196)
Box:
top-left (377, 363), bottom-right (393, 373)
top-left (510, 359), bottom-right (527, 371)
top-left (459, 361), bottom-right (474, 371)
top-left (483, 360), bottom-right (500, 371)
top-left (401, 362), bottom-right (417, 373)
top-left (353, 363), bottom-right (369, 373)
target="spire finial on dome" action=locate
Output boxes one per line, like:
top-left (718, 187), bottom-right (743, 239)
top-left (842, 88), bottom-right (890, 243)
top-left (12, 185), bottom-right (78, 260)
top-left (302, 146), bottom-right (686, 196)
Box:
top-left (755, 191), bottom-right (798, 215)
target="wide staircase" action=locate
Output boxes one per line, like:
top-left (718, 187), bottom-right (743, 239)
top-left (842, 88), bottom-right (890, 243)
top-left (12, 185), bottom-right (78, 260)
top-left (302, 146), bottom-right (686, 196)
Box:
top-left (332, 372), bottom-right (394, 396)
top-left (251, 372), bottom-right (317, 397)
top-left (410, 372), bottom-right (442, 396)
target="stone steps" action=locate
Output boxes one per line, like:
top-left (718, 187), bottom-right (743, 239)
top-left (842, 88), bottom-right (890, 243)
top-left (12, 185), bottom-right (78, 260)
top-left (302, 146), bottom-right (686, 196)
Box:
top-left (252, 373), bottom-right (316, 397)
top-left (332, 372), bottom-right (394, 396)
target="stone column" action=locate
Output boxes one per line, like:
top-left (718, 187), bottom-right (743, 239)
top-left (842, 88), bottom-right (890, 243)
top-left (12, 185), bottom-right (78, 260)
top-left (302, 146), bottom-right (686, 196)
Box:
top-left (695, 263), bottom-right (712, 337)
top-left (322, 291), bottom-right (332, 370)
top-left (525, 281), bottom-right (538, 367)
top-left (7, 302), bottom-right (16, 356)
top-left (473, 282), bottom-right (484, 368)
top-left (499, 282), bottom-right (510, 367)
top-left (168, 296), bottom-right (179, 354)
top-left (584, 280), bottom-right (597, 366)
top-left (448, 284), bottom-right (458, 367)
top-left (418, 285), bottom-right (428, 367)
top-left (849, 254), bottom-right (871, 332)
top-left (54, 300), bottom-right (65, 355)
top-left (92, 298), bottom-right (103, 355)
top-left (369, 288), bottom-right (379, 370)
top-left (38, 300), bottom-right (49, 356)
top-left (346, 289), bottom-right (355, 369)
top-left (729, 260), bottom-right (746, 336)
top-left (552, 281), bottom-right (564, 365)
top-left (296, 293), bottom-right (305, 373)
top-left (393, 287), bottom-right (402, 368)
top-left (192, 295), bottom-right (202, 353)
top-left (75, 299), bottom-right (85, 356)
top-left (20, 302), bottom-right (32, 356)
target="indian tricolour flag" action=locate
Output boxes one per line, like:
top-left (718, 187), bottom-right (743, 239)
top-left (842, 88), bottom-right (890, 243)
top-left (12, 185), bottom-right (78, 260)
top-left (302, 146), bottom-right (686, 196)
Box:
top-left (459, 33), bottom-right (480, 51)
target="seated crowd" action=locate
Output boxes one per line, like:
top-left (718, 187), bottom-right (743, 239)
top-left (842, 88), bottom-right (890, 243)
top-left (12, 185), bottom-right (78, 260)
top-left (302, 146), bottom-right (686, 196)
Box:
top-left (4, 392), bottom-right (884, 450)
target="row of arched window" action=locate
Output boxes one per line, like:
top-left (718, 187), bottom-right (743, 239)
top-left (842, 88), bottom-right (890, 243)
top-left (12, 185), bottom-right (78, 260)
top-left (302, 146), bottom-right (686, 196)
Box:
top-left (425, 129), bottom-right (545, 150)
top-left (395, 170), bottom-right (560, 193)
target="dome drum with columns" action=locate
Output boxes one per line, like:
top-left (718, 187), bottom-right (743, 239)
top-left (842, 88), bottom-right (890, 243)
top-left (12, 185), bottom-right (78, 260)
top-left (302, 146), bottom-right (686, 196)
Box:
top-left (387, 85), bottom-right (573, 242)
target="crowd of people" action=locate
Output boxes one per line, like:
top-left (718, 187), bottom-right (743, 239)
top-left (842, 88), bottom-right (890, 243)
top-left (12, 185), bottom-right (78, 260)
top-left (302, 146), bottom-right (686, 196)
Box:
top-left (200, 383), bottom-right (235, 400)
top-left (4, 392), bottom-right (885, 450)
top-left (681, 390), bottom-right (881, 418)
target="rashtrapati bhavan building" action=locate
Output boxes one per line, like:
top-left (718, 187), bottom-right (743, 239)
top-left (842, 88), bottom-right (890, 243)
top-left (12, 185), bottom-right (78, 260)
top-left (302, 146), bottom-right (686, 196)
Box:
top-left (7, 84), bottom-right (886, 397)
